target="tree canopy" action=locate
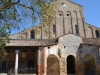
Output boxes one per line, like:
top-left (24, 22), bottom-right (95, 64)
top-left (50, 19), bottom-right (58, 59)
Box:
top-left (0, 0), bottom-right (55, 57)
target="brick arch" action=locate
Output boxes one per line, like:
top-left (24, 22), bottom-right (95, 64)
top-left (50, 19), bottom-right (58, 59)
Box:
top-left (87, 27), bottom-right (93, 38)
top-left (47, 54), bottom-right (60, 75)
top-left (84, 54), bottom-right (96, 75)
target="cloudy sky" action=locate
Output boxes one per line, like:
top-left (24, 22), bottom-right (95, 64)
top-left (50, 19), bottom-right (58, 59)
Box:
top-left (71, 0), bottom-right (100, 28)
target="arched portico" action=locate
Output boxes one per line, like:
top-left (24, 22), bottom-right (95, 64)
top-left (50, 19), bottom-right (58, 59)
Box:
top-left (47, 54), bottom-right (60, 75)
top-left (84, 54), bottom-right (96, 75)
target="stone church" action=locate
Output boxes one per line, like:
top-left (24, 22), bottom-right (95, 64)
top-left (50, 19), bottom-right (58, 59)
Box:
top-left (0, 0), bottom-right (100, 75)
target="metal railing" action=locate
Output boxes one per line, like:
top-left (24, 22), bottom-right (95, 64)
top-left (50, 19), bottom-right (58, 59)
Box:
top-left (9, 68), bottom-right (36, 75)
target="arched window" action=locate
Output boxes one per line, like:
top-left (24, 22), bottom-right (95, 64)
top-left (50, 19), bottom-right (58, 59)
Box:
top-left (79, 11), bottom-right (83, 17)
top-left (61, 2), bottom-right (66, 7)
top-left (53, 25), bottom-right (56, 34)
top-left (66, 11), bottom-right (71, 17)
top-left (57, 11), bottom-right (63, 17)
top-left (30, 30), bottom-right (35, 39)
top-left (67, 55), bottom-right (75, 74)
top-left (73, 11), bottom-right (77, 17)
top-left (22, 32), bottom-right (27, 39)
top-left (87, 27), bottom-right (93, 38)
top-left (95, 30), bottom-right (99, 38)
top-left (75, 25), bottom-right (79, 35)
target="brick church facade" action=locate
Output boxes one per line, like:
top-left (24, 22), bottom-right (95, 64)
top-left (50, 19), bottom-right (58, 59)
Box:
top-left (0, 0), bottom-right (100, 75)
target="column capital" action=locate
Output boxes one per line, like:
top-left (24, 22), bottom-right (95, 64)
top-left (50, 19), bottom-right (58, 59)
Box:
top-left (15, 50), bottom-right (19, 54)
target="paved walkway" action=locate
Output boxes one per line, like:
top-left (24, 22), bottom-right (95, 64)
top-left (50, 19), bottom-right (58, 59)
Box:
top-left (0, 73), bottom-right (7, 75)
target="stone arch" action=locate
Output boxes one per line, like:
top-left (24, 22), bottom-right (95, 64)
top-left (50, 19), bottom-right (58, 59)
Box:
top-left (47, 54), bottom-right (60, 75)
top-left (87, 27), bottom-right (93, 38)
top-left (67, 55), bottom-right (75, 74)
top-left (84, 54), bottom-right (96, 75)
top-left (66, 11), bottom-right (71, 17)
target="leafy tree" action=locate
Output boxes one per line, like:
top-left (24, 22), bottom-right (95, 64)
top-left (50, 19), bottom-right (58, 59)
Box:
top-left (0, 0), bottom-right (55, 57)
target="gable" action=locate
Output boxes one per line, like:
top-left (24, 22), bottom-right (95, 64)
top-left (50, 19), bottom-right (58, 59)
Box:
top-left (58, 34), bottom-right (83, 46)
top-left (53, 0), bottom-right (82, 12)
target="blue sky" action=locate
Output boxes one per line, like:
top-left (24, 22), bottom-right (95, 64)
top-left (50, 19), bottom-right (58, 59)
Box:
top-left (71, 0), bottom-right (100, 28)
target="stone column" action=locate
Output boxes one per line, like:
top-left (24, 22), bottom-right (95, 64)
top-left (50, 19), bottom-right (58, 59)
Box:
top-left (60, 58), bottom-right (67, 75)
top-left (43, 47), bottom-right (47, 75)
top-left (37, 48), bottom-right (41, 75)
top-left (15, 50), bottom-right (19, 74)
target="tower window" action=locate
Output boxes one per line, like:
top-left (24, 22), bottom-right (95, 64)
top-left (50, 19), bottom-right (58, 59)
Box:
top-left (95, 30), bottom-right (99, 37)
top-left (67, 14), bottom-right (69, 16)
top-left (53, 25), bottom-right (56, 34)
top-left (75, 25), bottom-right (79, 35)
top-left (59, 13), bottom-right (62, 16)
top-left (30, 30), bottom-right (35, 39)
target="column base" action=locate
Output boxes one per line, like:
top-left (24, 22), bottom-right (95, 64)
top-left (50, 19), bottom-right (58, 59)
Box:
top-left (15, 69), bottom-right (18, 75)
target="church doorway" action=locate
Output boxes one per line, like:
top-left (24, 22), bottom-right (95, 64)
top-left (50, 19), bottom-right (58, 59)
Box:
top-left (47, 55), bottom-right (60, 75)
top-left (84, 54), bottom-right (96, 75)
top-left (67, 55), bottom-right (75, 74)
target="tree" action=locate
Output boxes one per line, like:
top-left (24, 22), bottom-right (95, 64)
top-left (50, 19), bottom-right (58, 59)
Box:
top-left (0, 0), bottom-right (55, 57)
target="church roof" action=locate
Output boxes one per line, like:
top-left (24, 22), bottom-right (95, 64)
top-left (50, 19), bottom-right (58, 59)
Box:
top-left (6, 39), bottom-right (57, 47)
top-left (83, 38), bottom-right (100, 45)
